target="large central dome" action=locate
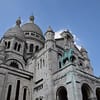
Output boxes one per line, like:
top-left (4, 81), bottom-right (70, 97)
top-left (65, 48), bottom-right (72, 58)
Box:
top-left (21, 16), bottom-right (43, 35)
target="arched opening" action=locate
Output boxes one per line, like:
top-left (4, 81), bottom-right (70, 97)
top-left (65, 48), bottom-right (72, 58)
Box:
top-left (15, 80), bottom-right (20, 100)
top-left (14, 42), bottom-right (18, 50)
top-left (59, 61), bottom-right (61, 68)
top-left (5, 41), bottom-right (7, 47)
top-left (17, 44), bottom-right (21, 51)
top-left (10, 61), bottom-right (19, 68)
top-left (70, 55), bottom-right (76, 62)
top-left (6, 85), bottom-right (12, 100)
top-left (81, 84), bottom-right (91, 100)
top-left (56, 86), bottom-right (68, 100)
top-left (35, 45), bottom-right (39, 52)
top-left (7, 41), bottom-right (11, 49)
top-left (29, 44), bottom-right (34, 52)
top-left (96, 88), bottom-right (100, 100)
top-left (23, 88), bottom-right (27, 100)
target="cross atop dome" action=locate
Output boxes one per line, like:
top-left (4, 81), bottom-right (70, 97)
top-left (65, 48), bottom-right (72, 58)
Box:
top-left (16, 17), bottom-right (21, 26)
top-left (29, 15), bottom-right (34, 23)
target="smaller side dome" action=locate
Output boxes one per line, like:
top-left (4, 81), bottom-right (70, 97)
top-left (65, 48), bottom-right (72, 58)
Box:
top-left (4, 18), bottom-right (25, 41)
top-left (21, 16), bottom-right (43, 35)
top-left (46, 26), bottom-right (54, 33)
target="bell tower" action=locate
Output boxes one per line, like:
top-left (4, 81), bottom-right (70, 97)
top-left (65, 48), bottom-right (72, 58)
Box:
top-left (2, 18), bottom-right (26, 69)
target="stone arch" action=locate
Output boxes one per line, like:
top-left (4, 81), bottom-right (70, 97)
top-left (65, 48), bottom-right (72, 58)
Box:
top-left (6, 59), bottom-right (24, 69)
top-left (96, 88), bottom-right (100, 100)
top-left (81, 83), bottom-right (92, 100)
top-left (56, 86), bottom-right (68, 100)
top-left (22, 86), bottom-right (30, 100)
top-left (10, 61), bottom-right (19, 68)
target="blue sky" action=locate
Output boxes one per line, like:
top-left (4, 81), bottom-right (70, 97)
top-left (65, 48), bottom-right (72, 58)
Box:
top-left (0, 0), bottom-right (100, 76)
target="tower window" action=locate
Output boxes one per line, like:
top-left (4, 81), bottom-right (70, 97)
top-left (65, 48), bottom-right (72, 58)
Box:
top-left (15, 80), bottom-right (20, 100)
top-left (25, 32), bottom-right (29, 35)
top-left (7, 41), bottom-right (10, 49)
top-left (14, 42), bottom-right (18, 50)
top-left (6, 85), bottom-right (12, 100)
top-left (5, 41), bottom-right (11, 49)
top-left (14, 42), bottom-right (21, 52)
top-left (31, 32), bottom-right (35, 36)
top-left (29, 44), bottom-right (34, 52)
top-left (35, 45), bottom-right (39, 52)
top-left (5, 41), bottom-right (7, 47)
top-left (17, 44), bottom-right (21, 51)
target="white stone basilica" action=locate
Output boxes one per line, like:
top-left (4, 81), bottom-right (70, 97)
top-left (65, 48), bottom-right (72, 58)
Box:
top-left (0, 16), bottom-right (100, 100)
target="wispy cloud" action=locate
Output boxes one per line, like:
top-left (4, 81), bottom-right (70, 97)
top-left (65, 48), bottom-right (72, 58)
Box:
top-left (55, 29), bottom-right (67, 39)
top-left (73, 34), bottom-right (81, 50)
top-left (55, 29), bottom-right (82, 50)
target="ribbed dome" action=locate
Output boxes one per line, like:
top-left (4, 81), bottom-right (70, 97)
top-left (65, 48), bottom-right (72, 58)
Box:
top-left (4, 18), bottom-right (25, 41)
top-left (21, 16), bottom-right (43, 35)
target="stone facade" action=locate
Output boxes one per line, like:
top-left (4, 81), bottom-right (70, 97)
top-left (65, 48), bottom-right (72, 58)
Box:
top-left (0, 16), bottom-right (100, 100)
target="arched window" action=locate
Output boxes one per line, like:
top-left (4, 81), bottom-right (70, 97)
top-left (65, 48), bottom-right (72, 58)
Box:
top-left (81, 84), bottom-right (91, 100)
top-left (15, 80), bottom-right (20, 100)
top-left (25, 32), bottom-right (29, 35)
top-left (59, 62), bottom-right (61, 68)
top-left (29, 44), bottom-right (34, 52)
top-left (5, 41), bottom-right (7, 47)
top-left (17, 44), bottom-right (21, 51)
top-left (6, 85), bottom-right (12, 100)
top-left (35, 45), bottom-right (39, 52)
top-left (14, 42), bottom-right (18, 50)
top-left (56, 86), bottom-right (68, 100)
top-left (23, 88), bottom-right (27, 100)
top-left (5, 41), bottom-right (11, 49)
top-left (7, 41), bottom-right (10, 49)
top-left (10, 61), bottom-right (18, 68)
top-left (96, 88), bottom-right (100, 100)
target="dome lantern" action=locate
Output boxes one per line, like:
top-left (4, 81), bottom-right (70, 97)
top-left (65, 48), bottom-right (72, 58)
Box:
top-left (16, 17), bottom-right (21, 27)
top-left (29, 16), bottom-right (34, 23)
